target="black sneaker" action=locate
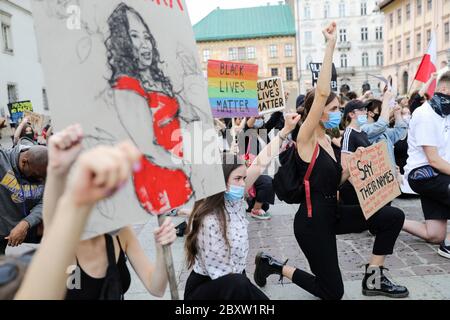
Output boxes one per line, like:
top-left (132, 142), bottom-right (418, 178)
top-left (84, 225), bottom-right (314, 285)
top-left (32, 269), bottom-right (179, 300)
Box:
top-left (362, 265), bottom-right (409, 298)
top-left (438, 241), bottom-right (450, 259)
top-left (254, 252), bottom-right (288, 287)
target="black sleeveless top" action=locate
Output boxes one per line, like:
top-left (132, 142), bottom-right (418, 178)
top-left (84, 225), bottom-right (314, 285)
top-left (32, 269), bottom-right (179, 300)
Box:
top-left (65, 234), bottom-right (131, 300)
top-left (295, 144), bottom-right (343, 199)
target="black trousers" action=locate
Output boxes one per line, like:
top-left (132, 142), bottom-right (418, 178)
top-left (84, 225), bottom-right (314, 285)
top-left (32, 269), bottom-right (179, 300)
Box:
top-left (0, 239), bottom-right (7, 255)
top-left (292, 194), bottom-right (405, 300)
top-left (184, 271), bottom-right (269, 300)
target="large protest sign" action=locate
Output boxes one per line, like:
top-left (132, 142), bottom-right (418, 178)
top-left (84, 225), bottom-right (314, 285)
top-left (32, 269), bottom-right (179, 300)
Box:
top-left (208, 60), bottom-right (259, 118)
top-left (348, 141), bottom-right (401, 220)
top-left (310, 63), bottom-right (337, 92)
top-left (7, 101), bottom-right (33, 123)
top-left (257, 77), bottom-right (285, 115)
top-left (32, 0), bottom-right (225, 239)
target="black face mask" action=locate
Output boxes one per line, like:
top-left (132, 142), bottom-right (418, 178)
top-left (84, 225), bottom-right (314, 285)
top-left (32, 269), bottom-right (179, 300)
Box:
top-left (24, 134), bottom-right (34, 140)
top-left (430, 92), bottom-right (450, 117)
top-left (372, 113), bottom-right (380, 122)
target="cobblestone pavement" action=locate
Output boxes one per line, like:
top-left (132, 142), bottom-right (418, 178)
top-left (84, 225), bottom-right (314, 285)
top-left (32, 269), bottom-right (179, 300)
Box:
top-left (126, 197), bottom-right (450, 300)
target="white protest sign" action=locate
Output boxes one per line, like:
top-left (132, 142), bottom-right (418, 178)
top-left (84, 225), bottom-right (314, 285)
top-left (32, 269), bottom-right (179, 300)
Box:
top-left (257, 77), bottom-right (286, 115)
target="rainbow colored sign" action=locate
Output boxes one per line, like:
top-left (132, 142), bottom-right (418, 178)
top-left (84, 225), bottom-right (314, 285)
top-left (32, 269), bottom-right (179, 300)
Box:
top-left (208, 60), bottom-right (259, 118)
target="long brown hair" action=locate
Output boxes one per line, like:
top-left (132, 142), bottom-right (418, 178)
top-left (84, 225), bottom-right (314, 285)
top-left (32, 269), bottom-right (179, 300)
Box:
top-left (185, 153), bottom-right (243, 269)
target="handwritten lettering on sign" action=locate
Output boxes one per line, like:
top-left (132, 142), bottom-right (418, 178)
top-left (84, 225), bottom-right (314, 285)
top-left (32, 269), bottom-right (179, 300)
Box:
top-left (257, 77), bottom-right (285, 115)
top-left (348, 141), bottom-right (401, 220)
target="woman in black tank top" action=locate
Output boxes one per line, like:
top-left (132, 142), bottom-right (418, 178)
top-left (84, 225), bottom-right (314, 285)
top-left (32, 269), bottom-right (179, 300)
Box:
top-left (253, 22), bottom-right (409, 300)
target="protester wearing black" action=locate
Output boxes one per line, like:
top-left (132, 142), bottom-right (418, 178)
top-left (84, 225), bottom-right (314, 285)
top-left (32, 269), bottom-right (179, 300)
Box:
top-left (246, 175), bottom-right (275, 212)
top-left (254, 23), bottom-right (408, 300)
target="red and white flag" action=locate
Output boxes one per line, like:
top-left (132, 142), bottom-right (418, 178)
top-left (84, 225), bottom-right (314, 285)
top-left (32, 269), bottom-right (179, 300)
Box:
top-left (414, 31), bottom-right (437, 97)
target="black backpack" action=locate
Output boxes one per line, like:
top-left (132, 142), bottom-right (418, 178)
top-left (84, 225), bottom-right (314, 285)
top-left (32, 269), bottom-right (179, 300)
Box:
top-left (273, 143), bottom-right (319, 205)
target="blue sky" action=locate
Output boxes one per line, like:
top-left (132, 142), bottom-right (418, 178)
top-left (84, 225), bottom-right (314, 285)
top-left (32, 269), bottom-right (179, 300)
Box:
top-left (185, 0), bottom-right (284, 25)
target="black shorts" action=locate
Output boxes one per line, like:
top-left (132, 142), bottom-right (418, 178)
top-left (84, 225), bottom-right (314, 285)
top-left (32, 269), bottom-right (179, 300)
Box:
top-left (408, 171), bottom-right (450, 220)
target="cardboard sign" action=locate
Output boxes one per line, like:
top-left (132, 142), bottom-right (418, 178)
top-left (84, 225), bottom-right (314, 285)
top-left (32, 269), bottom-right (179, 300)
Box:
top-left (348, 141), bottom-right (401, 220)
top-left (32, 0), bottom-right (225, 239)
top-left (7, 101), bottom-right (33, 123)
top-left (208, 60), bottom-right (259, 118)
top-left (257, 77), bottom-right (285, 115)
top-left (309, 63), bottom-right (338, 92)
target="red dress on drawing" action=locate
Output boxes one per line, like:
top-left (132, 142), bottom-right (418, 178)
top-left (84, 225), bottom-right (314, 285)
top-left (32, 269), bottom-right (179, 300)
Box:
top-left (114, 76), bottom-right (193, 215)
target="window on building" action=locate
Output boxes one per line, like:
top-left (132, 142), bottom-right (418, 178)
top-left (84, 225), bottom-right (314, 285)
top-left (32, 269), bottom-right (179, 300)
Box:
top-left (324, 2), bottom-right (330, 18)
top-left (362, 52), bottom-right (369, 67)
top-left (375, 27), bottom-right (383, 40)
top-left (389, 13), bottom-right (394, 29)
top-left (426, 29), bottom-right (431, 45)
top-left (339, 1), bottom-right (346, 17)
top-left (1, 23), bottom-right (13, 53)
top-left (247, 47), bottom-right (255, 59)
top-left (269, 45), bottom-right (277, 58)
top-left (406, 37), bottom-right (411, 55)
top-left (397, 40), bottom-right (402, 58)
top-left (42, 88), bottom-right (49, 111)
top-left (361, 1), bottom-right (367, 15)
top-left (406, 2), bottom-right (411, 20)
top-left (271, 68), bottom-right (279, 77)
top-left (304, 5), bottom-right (311, 19)
top-left (397, 8), bottom-right (402, 25)
top-left (361, 27), bottom-right (368, 41)
top-left (416, 33), bottom-right (421, 52)
top-left (285, 44), bottom-right (293, 57)
top-left (305, 31), bottom-right (312, 45)
top-left (202, 49), bottom-right (210, 62)
top-left (416, 0), bottom-right (422, 15)
top-left (286, 67), bottom-right (294, 81)
top-left (376, 51), bottom-right (384, 66)
top-left (427, 0), bottom-right (432, 11)
top-left (340, 54), bottom-right (348, 68)
top-left (389, 44), bottom-right (393, 60)
top-left (445, 22), bottom-right (450, 43)
top-left (238, 47), bottom-right (246, 60)
top-left (7, 84), bottom-right (18, 103)
top-left (339, 29), bottom-right (347, 42)
top-left (229, 47), bottom-right (237, 60)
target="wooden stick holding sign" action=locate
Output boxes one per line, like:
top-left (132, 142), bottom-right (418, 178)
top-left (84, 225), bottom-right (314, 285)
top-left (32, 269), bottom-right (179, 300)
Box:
top-left (157, 214), bottom-right (179, 300)
top-left (348, 141), bottom-right (401, 219)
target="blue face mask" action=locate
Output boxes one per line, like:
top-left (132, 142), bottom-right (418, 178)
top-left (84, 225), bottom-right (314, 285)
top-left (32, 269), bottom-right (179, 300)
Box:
top-left (224, 184), bottom-right (245, 201)
top-left (323, 111), bottom-right (342, 129)
top-left (357, 115), bottom-right (368, 126)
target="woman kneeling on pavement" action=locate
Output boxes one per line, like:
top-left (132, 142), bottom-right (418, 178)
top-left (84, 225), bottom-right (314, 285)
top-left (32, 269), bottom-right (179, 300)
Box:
top-left (253, 22), bottom-right (409, 300)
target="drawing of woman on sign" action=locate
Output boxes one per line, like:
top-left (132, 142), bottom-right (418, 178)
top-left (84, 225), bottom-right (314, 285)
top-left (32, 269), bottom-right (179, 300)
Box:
top-left (105, 2), bottom-right (193, 215)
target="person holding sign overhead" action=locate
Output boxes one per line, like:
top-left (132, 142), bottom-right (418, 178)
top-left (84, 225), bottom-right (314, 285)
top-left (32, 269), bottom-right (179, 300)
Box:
top-left (253, 22), bottom-right (409, 299)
